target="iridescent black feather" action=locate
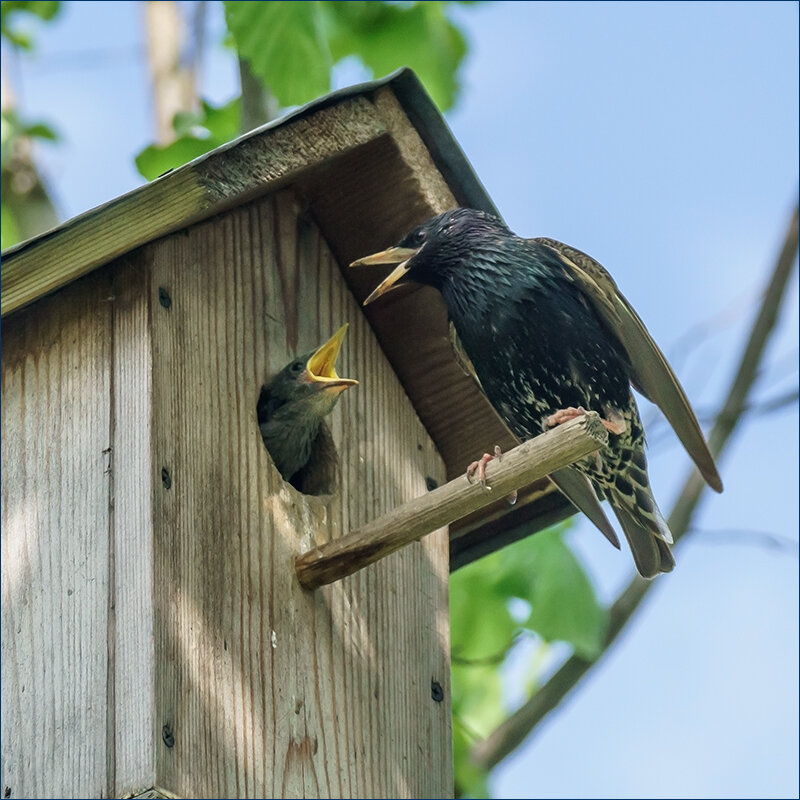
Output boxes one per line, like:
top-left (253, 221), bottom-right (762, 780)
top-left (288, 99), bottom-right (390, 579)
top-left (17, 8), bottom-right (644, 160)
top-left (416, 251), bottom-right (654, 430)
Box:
top-left (357, 208), bottom-right (722, 577)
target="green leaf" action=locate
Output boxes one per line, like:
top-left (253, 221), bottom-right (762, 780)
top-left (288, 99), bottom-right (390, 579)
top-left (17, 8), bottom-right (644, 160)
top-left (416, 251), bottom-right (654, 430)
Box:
top-left (1, 1), bottom-right (60, 48)
top-left (324, 0), bottom-right (466, 110)
top-left (135, 98), bottom-right (241, 181)
top-left (224, 1), bottom-right (332, 107)
top-left (450, 554), bottom-right (517, 663)
top-left (523, 529), bottom-right (608, 659)
top-left (1, 110), bottom-right (59, 170)
top-left (21, 121), bottom-right (57, 141)
top-left (135, 137), bottom-right (216, 182)
top-left (1, 202), bottom-right (20, 249)
top-left (452, 524), bottom-right (607, 660)
top-left (453, 723), bottom-right (490, 799)
top-left (222, 1), bottom-right (469, 113)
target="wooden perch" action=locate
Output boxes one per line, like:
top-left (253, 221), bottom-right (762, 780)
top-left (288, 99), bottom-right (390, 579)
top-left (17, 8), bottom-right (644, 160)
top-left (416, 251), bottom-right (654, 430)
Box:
top-left (295, 412), bottom-right (608, 589)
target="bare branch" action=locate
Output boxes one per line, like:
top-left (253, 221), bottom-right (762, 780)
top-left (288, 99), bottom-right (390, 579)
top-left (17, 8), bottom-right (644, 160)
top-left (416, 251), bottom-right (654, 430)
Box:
top-left (690, 527), bottom-right (799, 554)
top-left (143, 1), bottom-right (196, 143)
top-left (238, 58), bottom-right (279, 132)
top-left (471, 201), bottom-right (800, 771)
top-left (648, 386), bottom-right (799, 445)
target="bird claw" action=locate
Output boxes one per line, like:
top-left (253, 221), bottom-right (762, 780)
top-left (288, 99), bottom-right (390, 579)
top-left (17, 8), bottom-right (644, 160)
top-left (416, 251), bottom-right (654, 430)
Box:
top-left (544, 406), bottom-right (626, 436)
top-left (466, 445), bottom-right (516, 504)
top-left (544, 406), bottom-right (588, 429)
top-left (466, 452), bottom-right (495, 490)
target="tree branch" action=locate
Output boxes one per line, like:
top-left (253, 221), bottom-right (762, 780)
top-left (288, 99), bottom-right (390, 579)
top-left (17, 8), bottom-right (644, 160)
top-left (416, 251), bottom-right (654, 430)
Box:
top-left (143, 0), bottom-right (196, 143)
top-left (238, 57), bottom-right (278, 132)
top-left (471, 201), bottom-right (799, 771)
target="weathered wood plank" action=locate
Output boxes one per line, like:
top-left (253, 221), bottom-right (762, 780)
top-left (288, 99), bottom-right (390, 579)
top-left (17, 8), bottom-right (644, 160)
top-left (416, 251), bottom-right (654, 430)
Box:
top-left (295, 413), bottom-right (609, 589)
top-left (111, 261), bottom-right (157, 795)
top-left (148, 191), bottom-right (451, 798)
top-left (1, 275), bottom-right (113, 797)
top-left (1, 97), bottom-right (386, 318)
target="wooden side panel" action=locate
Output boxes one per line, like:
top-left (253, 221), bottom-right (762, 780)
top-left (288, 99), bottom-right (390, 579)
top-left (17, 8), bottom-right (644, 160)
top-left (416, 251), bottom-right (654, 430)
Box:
top-left (149, 192), bottom-right (452, 798)
top-left (111, 262), bottom-right (156, 795)
top-left (0, 274), bottom-right (113, 797)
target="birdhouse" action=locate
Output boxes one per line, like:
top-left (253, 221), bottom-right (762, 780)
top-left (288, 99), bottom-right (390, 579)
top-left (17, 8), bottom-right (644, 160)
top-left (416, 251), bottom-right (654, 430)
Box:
top-left (1, 69), bottom-right (595, 799)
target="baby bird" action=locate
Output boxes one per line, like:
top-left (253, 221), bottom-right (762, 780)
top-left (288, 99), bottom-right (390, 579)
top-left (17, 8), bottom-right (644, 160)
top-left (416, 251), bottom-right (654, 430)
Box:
top-left (258, 324), bottom-right (357, 494)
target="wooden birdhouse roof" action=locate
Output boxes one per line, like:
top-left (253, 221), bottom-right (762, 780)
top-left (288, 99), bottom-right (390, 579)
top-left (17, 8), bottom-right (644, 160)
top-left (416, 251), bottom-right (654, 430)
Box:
top-left (0, 68), bottom-right (575, 568)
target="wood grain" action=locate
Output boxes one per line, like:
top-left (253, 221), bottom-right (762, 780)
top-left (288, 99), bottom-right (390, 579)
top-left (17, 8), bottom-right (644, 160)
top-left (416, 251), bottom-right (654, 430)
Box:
top-left (148, 191), bottom-right (451, 798)
top-left (110, 260), bottom-right (156, 795)
top-left (1, 97), bottom-right (386, 318)
top-left (1, 76), bottom-right (586, 583)
top-left (1, 274), bottom-right (114, 797)
top-left (295, 414), bottom-right (608, 589)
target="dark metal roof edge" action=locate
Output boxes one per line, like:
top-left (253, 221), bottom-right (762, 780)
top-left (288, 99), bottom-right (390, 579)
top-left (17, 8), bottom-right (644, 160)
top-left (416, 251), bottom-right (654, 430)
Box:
top-left (1, 68), bottom-right (499, 258)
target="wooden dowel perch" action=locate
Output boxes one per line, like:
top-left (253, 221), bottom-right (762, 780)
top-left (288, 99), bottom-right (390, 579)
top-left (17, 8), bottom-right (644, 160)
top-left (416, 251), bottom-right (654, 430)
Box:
top-left (295, 412), bottom-right (608, 589)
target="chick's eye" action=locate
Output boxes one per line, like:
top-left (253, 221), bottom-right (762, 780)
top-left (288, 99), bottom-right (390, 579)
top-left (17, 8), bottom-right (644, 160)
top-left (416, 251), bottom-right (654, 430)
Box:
top-left (291, 361), bottom-right (305, 374)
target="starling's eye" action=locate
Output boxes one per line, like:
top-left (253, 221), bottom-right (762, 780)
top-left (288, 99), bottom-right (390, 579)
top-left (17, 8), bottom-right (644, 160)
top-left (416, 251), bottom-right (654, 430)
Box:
top-left (290, 360), bottom-right (305, 374)
top-left (413, 228), bottom-right (427, 245)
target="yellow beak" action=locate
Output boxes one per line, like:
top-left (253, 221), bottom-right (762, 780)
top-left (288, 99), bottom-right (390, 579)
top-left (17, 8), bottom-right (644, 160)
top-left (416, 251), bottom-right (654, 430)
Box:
top-left (350, 246), bottom-right (421, 305)
top-left (305, 324), bottom-right (359, 391)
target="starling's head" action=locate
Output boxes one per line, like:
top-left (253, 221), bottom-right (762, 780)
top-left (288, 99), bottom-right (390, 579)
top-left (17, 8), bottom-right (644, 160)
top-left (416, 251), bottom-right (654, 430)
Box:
top-left (259, 324), bottom-right (358, 425)
top-left (350, 208), bottom-right (511, 304)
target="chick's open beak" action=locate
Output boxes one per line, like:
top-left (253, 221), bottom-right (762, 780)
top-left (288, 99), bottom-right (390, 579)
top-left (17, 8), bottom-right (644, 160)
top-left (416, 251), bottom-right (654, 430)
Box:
top-left (350, 246), bottom-right (420, 306)
top-left (305, 323), bottom-right (359, 393)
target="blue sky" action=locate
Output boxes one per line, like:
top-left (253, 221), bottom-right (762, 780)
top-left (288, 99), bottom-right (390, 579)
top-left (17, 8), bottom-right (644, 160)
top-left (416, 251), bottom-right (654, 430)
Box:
top-left (4, 2), bottom-right (798, 797)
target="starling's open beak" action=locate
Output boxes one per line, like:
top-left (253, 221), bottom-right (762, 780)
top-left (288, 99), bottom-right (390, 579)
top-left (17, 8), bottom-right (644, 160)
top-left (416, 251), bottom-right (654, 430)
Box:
top-left (305, 324), bottom-right (359, 393)
top-left (350, 246), bottom-right (420, 306)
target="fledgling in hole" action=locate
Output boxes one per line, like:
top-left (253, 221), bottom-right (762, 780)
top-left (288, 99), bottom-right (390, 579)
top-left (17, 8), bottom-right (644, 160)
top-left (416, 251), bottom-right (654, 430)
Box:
top-left (258, 324), bottom-right (358, 495)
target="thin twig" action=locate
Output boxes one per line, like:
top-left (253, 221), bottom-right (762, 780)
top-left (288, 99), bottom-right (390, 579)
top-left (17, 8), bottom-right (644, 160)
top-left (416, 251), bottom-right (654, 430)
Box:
top-left (471, 201), bottom-right (799, 771)
top-left (690, 527), bottom-right (799, 554)
top-left (648, 386), bottom-right (799, 445)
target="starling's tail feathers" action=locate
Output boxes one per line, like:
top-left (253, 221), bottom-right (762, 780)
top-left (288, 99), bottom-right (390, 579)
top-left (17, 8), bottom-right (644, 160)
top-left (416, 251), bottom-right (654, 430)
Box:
top-left (608, 490), bottom-right (675, 578)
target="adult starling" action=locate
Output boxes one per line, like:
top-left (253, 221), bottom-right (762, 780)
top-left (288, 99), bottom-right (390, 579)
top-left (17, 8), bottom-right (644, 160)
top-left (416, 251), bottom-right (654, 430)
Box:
top-left (351, 209), bottom-right (723, 578)
top-left (258, 324), bottom-right (357, 494)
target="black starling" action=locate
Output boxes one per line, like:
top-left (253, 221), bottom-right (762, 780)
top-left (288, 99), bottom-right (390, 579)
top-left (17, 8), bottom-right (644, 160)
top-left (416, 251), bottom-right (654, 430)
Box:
top-left (351, 209), bottom-right (723, 578)
top-left (258, 324), bottom-right (357, 494)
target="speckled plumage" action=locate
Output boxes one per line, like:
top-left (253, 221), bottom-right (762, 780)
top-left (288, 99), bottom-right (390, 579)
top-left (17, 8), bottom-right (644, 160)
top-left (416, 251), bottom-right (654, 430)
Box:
top-left (355, 208), bottom-right (723, 577)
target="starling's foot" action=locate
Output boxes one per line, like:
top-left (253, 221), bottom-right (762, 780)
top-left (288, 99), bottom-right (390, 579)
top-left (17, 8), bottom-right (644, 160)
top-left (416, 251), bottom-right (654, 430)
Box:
top-left (545, 406), bottom-right (588, 428)
top-left (601, 407), bottom-right (627, 435)
top-left (545, 406), bottom-right (626, 436)
top-left (466, 448), bottom-right (498, 489)
top-left (466, 446), bottom-right (517, 504)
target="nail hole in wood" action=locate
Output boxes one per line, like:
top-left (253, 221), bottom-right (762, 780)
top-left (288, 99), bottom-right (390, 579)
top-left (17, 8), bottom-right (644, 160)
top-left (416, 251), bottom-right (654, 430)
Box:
top-left (431, 680), bottom-right (444, 702)
top-left (161, 468), bottom-right (172, 490)
top-left (158, 287), bottom-right (172, 309)
top-left (162, 724), bottom-right (175, 748)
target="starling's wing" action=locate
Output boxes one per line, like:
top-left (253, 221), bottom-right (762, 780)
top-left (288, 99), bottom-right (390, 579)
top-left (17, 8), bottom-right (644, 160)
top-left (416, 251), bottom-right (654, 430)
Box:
top-left (534, 238), bottom-right (723, 493)
top-left (449, 320), bottom-right (485, 390)
top-left (550, 467), bottom-right (621, 549)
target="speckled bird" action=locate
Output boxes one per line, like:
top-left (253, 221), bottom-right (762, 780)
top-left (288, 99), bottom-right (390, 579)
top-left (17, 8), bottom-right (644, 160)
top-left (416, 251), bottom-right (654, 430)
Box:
top-left (351, 208), bottom-right (722, 578)
top-left (258, 324), bottom-right (357, 494)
